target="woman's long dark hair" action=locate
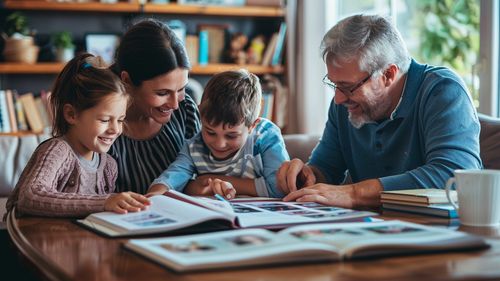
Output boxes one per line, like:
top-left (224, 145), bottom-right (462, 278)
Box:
top-left (112, 18), bottom-right (191, 86)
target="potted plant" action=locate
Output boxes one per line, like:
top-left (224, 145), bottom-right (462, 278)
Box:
top-left (52, 31), bottom-right (75, 62)
top-left (2, 12), bottom-right (39, 64)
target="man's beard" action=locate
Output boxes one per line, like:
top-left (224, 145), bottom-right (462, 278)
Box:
top-left (347, 88), bottom-right (392, 129)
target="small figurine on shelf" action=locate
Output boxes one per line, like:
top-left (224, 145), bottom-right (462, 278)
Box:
top-left (225, 32), bottom-right (248, 65)
top-left (247, 35), bottom-right (265, 64)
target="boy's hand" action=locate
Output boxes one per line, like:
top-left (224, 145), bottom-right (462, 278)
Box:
top-left (104, 192), bottom-right (150, 214)
top-left (146, 184), bottom-right (169, 198)
top-left (206, 178), bottom-right (236, 199)
top-left (184, 175), bottom-right (214, 196)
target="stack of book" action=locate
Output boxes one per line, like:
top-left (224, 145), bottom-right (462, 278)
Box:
top-left (381, 188), bottom-right (458, 218)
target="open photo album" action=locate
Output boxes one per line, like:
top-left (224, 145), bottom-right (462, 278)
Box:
top-left (77, 190), bottom-right (377, 237)
top-left (124, 220), bottom-right (488, 272)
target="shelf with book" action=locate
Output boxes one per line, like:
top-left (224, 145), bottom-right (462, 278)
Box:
top-left (0, 131), bottom-right (44, 137)
top-left (3, 0), bottom-right (141, 13)
top-left (0, 1), bottom-right (288, 133)
top-left (0, 62), bottom-right (283, 75)
top-left (3, 1), bottom-right (285, 17)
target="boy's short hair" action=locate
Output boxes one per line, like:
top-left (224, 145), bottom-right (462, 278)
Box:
top-left (199, 69), bottom-right (262, 127)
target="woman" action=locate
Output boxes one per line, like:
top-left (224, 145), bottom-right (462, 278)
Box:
top-left (109, 19), bottom-right (201, 193)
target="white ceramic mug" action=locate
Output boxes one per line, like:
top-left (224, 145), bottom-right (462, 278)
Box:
top-left (445, 169), bottom-right (500, 227)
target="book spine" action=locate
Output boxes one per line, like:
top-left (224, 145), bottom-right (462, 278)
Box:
top-left (0, 90), bottom-right (11, 133)
top-left (198, 30), bottom-right (209, 66)
top-left (14, 91), bottom-right (28, 131)
top-left (271, 22), bottom-right (287, 66)
top-left (5, 90), bottom-right (18, 133)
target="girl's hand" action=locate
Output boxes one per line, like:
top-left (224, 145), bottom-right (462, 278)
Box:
top-left (205, 178), bottom-right (236, 200)
top-left (104, 192), bottom-right (150, 214)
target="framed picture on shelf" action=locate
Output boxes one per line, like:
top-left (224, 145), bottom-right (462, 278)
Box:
top-left (85, 33), bottom-right (120, 66)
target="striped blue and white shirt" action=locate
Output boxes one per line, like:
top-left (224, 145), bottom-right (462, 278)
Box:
top-left (109, 94), bottom-right (201, 194)
top-left (151, 118), bottom-right (289, 198)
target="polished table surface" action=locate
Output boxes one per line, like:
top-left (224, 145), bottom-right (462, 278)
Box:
top-left (7, 209), bottom-right (500, 281)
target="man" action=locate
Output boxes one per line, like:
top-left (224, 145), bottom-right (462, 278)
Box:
top-left (277, 14), bottom-right (482, 208)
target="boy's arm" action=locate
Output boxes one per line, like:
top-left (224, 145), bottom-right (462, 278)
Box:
top-left (149, 143), bottom-right (196, 192)
top-left (255, 123), bottom-right (290, 198)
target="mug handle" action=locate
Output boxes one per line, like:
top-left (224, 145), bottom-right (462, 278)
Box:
top-left (445, 177), bottom-right (459, 211)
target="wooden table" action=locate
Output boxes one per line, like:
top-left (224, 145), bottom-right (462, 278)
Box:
top-left (7, 209), bottom-right (500, 281)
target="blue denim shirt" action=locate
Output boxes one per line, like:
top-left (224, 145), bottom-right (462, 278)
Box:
top-left (151, 118), bottom-right (289, 198)
top-left (310, 59), bottom-right (482, 190)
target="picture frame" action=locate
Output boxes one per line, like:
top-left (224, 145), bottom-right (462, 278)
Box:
top-left (84, 33), bottom-right (121, 65)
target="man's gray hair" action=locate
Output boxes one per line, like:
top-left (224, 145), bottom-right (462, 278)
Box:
top-left (320, 14), bottom-right (411, 75)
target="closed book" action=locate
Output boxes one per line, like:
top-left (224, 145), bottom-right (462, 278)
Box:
top-left (383, 203), bottom-right (458, 219)
top-left (0, 90), bottom-right (11, 133)
top-left (380, 188), bottom-right (457, 205)
top-left (261, 33), bottom-right (278, 66)
top-left (5, 90), bottom-right (18, 133)
top-left (124, 220), bottom-right (486, 272)
top-left (185, 35), bottom-right (199, 66)
top-left (198, 30), bottom-right (209, 65)
top-left (34, 96), bottom-right (51, 129)
top-left (18, 93), bottom-right (44, 133)
top-left (13, 91), bottom-right (28, 131)
top-left (199, 24), bottom-right (227, 63)
top-left (271, 22), bottom-right (286, 66)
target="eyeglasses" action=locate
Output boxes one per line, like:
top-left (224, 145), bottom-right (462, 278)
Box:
top-left (322, 73), bottom-right (373, 97)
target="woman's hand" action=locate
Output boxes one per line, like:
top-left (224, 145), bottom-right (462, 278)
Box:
top-left (104, 192), bottom-right (150, 214)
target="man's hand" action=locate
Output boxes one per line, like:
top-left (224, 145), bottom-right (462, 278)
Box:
top-left (276, 158), bottom-right (316, 194)
top-left (283, 183), bottom-right (356, 208)
top-left (283, 179), bottom-right (383, 208)
top-left (104, 192), bottom-right (150, 214)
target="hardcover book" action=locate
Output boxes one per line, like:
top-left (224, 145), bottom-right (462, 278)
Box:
top-left (77, 190), bottom-right (376, 237)
top-left (380, 188), bottom-right (457, 205)
top-left (124, 220), bottom-right (488, 272)
top-left (382, 202), bottom-right (458, 218)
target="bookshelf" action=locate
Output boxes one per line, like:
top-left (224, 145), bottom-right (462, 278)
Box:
top-left (0, 1), bottom-right (287, 135)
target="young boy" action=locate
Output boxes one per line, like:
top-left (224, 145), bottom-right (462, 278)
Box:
top-left (147, 69), bottom-right (289, 199)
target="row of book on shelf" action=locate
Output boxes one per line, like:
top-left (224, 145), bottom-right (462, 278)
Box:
top-left (181, 21), bottom-right (287, 66)
top-left (76, 189), bottom-right (488, 272)
top-left (0, 90), bottom-right (51, 134)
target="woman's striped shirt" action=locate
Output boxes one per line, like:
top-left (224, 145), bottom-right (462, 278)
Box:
top-left (108, 94), bottom-right (201, 194)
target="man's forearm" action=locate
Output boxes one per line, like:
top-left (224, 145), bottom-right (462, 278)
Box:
top-left (351, 179), bottom-right (384, 207)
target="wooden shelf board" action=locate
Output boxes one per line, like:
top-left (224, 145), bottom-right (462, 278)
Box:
top-left (0, 63), bottom-right (64, 74)
top-left (143, 3), bottom-right (284, 17)
top-left (0, 63), bottom-right (283, 75)
top-left (191, 64), bottom-right (284, 75)
top-left (4, 1), bottom-right (140, 12)
top-left (0, 131), bottom-right (45, 137)
top-left (3, 1), bottom-right (284, 17)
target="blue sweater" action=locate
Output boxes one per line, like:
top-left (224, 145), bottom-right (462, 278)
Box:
top-left (310, 59), bottom-right (482, 190)
top-left (151, 118), bottom-right (289, 198)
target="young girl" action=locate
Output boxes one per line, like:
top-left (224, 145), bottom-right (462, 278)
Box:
top-left (6, 53), bottom-right (150, 218)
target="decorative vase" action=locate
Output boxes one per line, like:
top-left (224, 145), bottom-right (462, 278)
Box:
top-left (55, 47), bottom-right (74, 63)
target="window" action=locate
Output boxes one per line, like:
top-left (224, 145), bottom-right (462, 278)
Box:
top-left (324, 0), bottom-right (499, 115)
